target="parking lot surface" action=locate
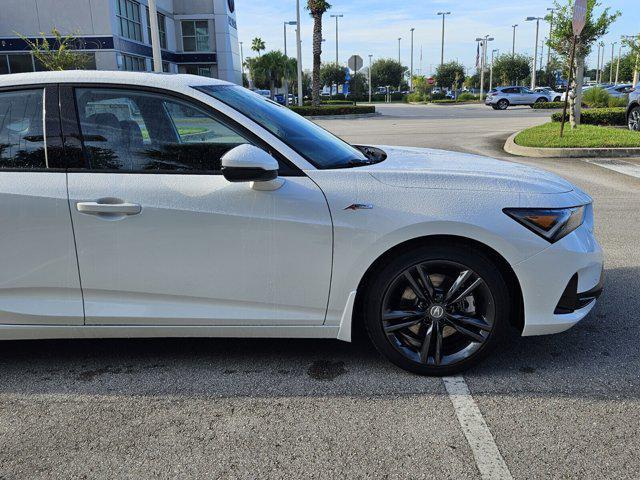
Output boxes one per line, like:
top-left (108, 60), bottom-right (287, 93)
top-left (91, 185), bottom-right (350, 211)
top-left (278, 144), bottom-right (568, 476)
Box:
top-left (1, 103), bottom-right (639, 479)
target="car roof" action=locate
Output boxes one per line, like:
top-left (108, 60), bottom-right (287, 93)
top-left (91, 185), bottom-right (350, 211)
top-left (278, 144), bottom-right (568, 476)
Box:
top-left (0, 70), bottom-right (232, 89)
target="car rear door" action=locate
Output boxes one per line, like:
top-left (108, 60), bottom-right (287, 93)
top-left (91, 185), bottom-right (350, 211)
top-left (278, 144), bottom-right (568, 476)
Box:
top-left (0, 85), bottom-right (83, 325)
top-left (60, 84), bottom-right (333, 327)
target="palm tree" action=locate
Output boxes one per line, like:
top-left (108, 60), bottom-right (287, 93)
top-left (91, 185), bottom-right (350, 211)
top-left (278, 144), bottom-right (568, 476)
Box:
top-left (250, 51), bottom-right (289, 99)
top-left (306, 0), bottom-right (331, 106)
top-left (251, 37), bottom-right (266, 56)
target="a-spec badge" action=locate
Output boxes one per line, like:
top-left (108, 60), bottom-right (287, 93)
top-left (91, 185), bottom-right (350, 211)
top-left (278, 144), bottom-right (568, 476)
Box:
top-left (344, 204), bottom-right (373, 211)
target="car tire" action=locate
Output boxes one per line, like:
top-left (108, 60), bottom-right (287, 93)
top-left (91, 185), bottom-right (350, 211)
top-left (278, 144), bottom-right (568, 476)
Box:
top-left (628, 105), bottom-right (640, 131)
top-left (491, 105), bottom-right (499, 110)
top-left (497, 99), bottom-right (509, 110)
top-left (531, 97), bottom-right (547, 108)
top-left (554, 96), bottom-right (561, 102)
top-left (363, 243), bottom-right (511, 376)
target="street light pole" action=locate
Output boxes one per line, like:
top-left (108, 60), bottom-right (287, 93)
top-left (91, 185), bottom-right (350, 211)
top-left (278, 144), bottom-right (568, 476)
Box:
top-left (295, 0), bottom-right (303, 106)
top-left (610, 42), bottom-right (617, 83)
top-left (526, 17), bottom-right (543, 89)
top-left (477, 35), bottom-right (493, 100)
top-left (283, 21), bottom-right (297, 106)
top-left (490, 48), bottom-right (498, 91)
top-left (148, 0), bottom-right (162, 72)
top-left (410, 28), bottom-right (415, 91)
top-left (615, 40), bottom-right (623, 85)
top-left (329, 14), bottom-right (343, 65)
top-left (397, 37), bottom-right (402, 91)
top-left (546, 8), bottom-right (555, 70)
top-left (368, 54), bottom-right (373, 103)
top-left (511, 24), bottom-right (518, 56)
top-left (239, 41), bottom-right (244, 76)
top-left (437, 12), bottom-right (451, 68)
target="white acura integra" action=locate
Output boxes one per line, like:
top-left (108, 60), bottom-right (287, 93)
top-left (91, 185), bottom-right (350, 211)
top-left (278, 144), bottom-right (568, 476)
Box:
top-left (0, 72), bottom-right (603, 375)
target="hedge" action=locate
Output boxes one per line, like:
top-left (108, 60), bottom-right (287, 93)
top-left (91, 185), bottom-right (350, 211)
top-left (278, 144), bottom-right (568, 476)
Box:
top-left (321, 100), bottom-right (355, 105)
top-left (532, 102), bottom-right (565, 109)
top-left (289, 105), bottom-right (376, 116)
top-left (551, 107), bottom-right (627, 126)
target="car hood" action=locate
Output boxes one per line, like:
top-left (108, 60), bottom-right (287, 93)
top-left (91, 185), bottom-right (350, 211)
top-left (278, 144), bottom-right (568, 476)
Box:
top-left (361, 145), bottom-right (574, 194)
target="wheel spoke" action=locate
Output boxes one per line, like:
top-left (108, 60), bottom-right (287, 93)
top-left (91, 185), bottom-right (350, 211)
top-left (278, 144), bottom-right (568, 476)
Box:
top-left (419, 323), bottom-right (433, 363)
top-left (383, 310), bottom-right (422, 322)
top-left (446, 278), bottom-right (483, 306)
top-left (444, 270), bottom-right (471, 302)
top-left (447, 313), bottom-right (491, 331)
top-left (445, 318), bottom-right (486, 343)
top-left (434, 321), bottom-right (443, 365)
top-left (404, 270), bottom-right (428, 302)
top-left (384, 317), bottom-right (423, 333)
top-left (416, 264), bottom-right (435, 300)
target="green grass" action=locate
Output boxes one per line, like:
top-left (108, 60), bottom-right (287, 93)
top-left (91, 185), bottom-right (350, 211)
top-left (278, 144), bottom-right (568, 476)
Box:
top-left (515, 122), bottom-right (640, 148)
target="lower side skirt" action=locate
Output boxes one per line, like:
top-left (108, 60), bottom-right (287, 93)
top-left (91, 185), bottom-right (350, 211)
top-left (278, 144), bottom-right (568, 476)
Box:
top-left (0, 325), bottom-right (341, 341)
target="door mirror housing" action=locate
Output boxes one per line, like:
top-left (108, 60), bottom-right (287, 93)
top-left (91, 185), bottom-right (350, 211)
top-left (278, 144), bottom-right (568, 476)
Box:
top-left (221, 144), bottom-right (279, 183)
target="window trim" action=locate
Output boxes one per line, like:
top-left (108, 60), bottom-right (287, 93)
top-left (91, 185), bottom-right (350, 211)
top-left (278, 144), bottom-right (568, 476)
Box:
top-left (0, 83), bottom-right (64, 172)
top-left (116, 0), bottom-right (143, 42)
top-left (58, 83), bottom-right (304, 176)
top-left (181, 20), bottom-right (210, 52)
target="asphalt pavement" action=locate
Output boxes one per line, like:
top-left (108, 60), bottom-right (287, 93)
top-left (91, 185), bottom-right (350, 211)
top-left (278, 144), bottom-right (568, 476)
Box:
top-left (1, 103), bottom-right (639, 479)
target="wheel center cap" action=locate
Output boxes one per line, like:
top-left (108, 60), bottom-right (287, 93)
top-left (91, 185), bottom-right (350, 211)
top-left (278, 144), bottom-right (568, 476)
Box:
top-left (428, 305), bottom-right (445, 319)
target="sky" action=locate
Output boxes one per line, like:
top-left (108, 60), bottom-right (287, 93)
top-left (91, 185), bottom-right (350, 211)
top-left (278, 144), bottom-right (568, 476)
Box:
top-left (236, 0), bottom-right (636, 76)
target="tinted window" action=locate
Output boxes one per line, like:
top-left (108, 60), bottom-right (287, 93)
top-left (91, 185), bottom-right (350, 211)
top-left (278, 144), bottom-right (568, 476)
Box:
top-left (0, 89), bottom-right (47, 169)
top-left (74, 88), bottom-right (252, 172)
top-left (502, 87), bottom-right (518, 94)
top-left (198, 85), bottom-right (367, 169)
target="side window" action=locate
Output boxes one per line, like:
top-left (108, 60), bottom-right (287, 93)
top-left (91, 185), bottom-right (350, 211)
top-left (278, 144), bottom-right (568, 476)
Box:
top-left (0, 89), bottom-right (47, 169)
top-left (74, 88), bottom-right (250, 172)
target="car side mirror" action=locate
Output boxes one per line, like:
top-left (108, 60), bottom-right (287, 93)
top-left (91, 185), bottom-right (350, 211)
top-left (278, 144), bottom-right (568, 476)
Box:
top-left (221, 144), bottom-right (279, 183)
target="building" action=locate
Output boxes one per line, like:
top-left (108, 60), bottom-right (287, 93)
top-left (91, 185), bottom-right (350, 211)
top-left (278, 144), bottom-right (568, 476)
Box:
top-left (0, 0), bottom-right (242, 84)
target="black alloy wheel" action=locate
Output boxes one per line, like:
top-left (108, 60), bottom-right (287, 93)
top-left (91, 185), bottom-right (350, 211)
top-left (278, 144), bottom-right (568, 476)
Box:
top-left (629, 106), bottom-right (640, 131)
top-left (364, 244), bottom-right (510, 375)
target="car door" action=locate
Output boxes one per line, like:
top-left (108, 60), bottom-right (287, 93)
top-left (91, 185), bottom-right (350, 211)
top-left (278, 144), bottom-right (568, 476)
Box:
top-left (0, 85), bottom-right (83, 325)
top-left (61, 85), bottom-right (333, 327)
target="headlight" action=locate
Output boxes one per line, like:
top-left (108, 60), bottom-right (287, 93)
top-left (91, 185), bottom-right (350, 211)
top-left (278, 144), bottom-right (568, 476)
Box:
top-left (503, 205), bottom-right (586, 243)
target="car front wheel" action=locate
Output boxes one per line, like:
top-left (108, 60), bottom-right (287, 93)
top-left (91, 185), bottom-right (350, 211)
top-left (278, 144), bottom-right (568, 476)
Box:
top-left (629, 106), bottom-right (640, 131)
top-left (363, 243), bottom-right (510, 376)
top-left (497, 99), bottom-right (509, 110)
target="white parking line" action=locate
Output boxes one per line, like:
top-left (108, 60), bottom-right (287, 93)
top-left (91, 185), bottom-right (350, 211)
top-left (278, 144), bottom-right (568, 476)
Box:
top-left (585, 158), bottom-right (640, 179)
top-left (443, 376), bottom-right (513, 480)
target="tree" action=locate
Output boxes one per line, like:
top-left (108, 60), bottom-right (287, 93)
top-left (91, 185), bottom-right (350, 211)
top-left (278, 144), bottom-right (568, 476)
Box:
top-left (602, 52), bottom-right (637, 84)
top-left (370, 59), bottom-right (406, 90)
top-left (20, 28), bottom-right (92, 71)
top-left (434, 61), bottom-right (465, 90)
top-left (622, 35), bottom-right (640, 85)
top-left (546, 0), bottom-right (620, 128)
top-left (491, 54), bottom-right (531, 86)
top-left (306, 0), bottom-right (332, 106)
top-left (247, 51), bottom-right (290, 98)
top-left (320, 63), bottom-right (346, 88)
top-left (251, 37), bottom-right (265, 56)
top-left (350, 71), bottom-right (368, 98)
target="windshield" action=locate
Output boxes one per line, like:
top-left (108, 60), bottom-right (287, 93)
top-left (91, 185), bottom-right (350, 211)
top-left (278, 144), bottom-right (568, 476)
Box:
top-left (196, 85), bottom-right (369, 169)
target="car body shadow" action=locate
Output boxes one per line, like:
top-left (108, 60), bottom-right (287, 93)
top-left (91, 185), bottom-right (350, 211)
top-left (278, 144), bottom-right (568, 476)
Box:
top-left (0, 266), bottom-right (635, 400)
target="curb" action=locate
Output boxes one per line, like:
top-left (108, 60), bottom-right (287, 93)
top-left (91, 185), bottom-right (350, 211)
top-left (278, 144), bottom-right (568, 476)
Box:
top-left (305, 112), bottom-right (382, 120)
top-left (504, 131), bottom-right (640, 158)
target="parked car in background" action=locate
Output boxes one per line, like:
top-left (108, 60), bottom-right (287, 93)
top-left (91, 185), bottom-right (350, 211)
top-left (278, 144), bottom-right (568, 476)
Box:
top-left (604, 84), bottom-right (634, 98)
top-left (628, 85), bottom-right (639, 131)
top-left (485, 86), bottom-right (549, 110)
top-left (274, 94), bottom-right (286, 105)
top-left (0, 71), bottom-right (603, 376)
top-left (254, 89), bottom-right (271, 98)
top-left (533, 87), bottom-right (562, 102)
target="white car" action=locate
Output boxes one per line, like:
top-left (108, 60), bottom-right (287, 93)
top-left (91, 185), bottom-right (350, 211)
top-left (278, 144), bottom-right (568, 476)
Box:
top-left (0, 71), bottom-right (603, 375)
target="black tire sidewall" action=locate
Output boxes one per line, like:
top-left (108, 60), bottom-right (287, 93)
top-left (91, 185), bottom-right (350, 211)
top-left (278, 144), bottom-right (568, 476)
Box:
top-left (363, 243), bottom-right (511, 376)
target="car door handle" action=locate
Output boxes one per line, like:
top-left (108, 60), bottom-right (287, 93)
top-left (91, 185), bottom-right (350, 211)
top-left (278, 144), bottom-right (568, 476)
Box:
top-left (76, 202), bottom-right (142, 216)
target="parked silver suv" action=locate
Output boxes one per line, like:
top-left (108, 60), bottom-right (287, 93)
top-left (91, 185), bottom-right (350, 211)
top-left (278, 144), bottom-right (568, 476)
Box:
top-left (485, 86), bottom-right (549, 110)
top-left (628, 85), bottom-right (639, 131)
